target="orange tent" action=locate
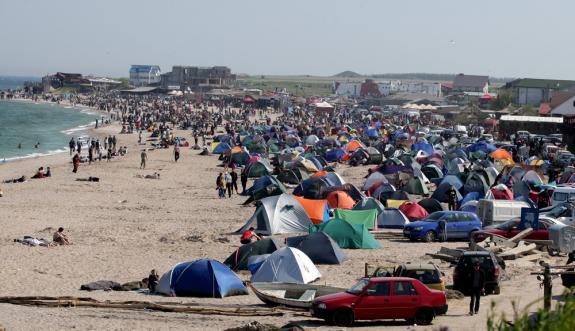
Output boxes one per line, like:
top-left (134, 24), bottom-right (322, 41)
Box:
top-left (294, 196), bottom-right (330, 224)
top-left (490, 149), bottom-right (513, 160)
top-left (313, 170), bottom-right (329, 177)
top-left (346, 140), bottom-right (363, 152)
top-left (327, 191), bottom-right (356, 209)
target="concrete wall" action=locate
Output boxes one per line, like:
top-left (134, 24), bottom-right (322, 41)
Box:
top-left (516, 87), bottom-right (544, 105)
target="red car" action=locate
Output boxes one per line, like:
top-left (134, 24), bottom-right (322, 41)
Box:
top-left (472, 216), bottom-right (560, 243)
top-left (310, 277), bottom-right (447, 326)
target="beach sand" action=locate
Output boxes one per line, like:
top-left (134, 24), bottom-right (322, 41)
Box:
top-left (0, 119), bottom-right (564, 330)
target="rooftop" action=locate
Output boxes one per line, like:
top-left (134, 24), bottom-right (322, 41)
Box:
top-left (506, 78), bottom-right (575, 89)
top-left (500, 115), bottom-right (563, 123)
top-left (453, 74), bottom-right (489, 88)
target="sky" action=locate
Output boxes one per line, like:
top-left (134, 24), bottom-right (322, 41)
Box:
top-left (0, 0), bottom-right (574, 79)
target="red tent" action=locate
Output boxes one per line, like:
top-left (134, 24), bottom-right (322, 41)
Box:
top-left (327, 191), bottom-right (356, 210)
top-left (399, 201), bottom-right (429, 221)
top-left (490, 184), bottom-right (513, 200)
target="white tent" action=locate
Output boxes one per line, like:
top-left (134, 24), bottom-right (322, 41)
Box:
top-left (363, 171), bottom-right (388, 191)
top-left (236, 194), bottom-right (312, 235)
top-left (250, 247), bottom-right (321, 284)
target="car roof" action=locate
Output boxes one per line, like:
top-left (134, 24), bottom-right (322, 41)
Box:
top-left (399, 263), bottom-right (438, 270)
top-left (368, 277), bottom-right (418, 282)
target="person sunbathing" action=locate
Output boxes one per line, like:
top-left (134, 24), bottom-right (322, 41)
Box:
top-left (32, 167), bottom-right (45, 179)
top-left (53, 227), bottom-right (71, 245)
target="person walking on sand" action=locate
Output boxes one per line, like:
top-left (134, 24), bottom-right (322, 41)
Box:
top-left (468, 261), bottom-right (486, 315)
top-left (231, 169), bottom-right (239, 194)
top-left (216, 173), bottom-right (226, 198)
top-left (241, 171), bottom-right (248, 194)
top-left (140, 150), bottom-right (148, 169)
top-left (174, 144), bottom-right (180, 162)
top-left (447, 185), bottom-right (457, 211)
top-left (225, 171), bottom-right (233, 198)
top-left (69, 137), bottom-right (76, 156)
top-left (72, 153), bottom-right (80, 173)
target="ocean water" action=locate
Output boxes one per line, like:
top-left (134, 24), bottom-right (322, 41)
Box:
top-left (0, 76), bottom-right (41, 91)
top-left (0, 101), bottom-right (98, 162)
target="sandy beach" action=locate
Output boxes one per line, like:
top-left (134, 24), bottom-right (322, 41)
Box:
top-left (0, 111), bottom-right (564, 331)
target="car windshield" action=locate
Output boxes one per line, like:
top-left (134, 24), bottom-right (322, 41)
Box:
top-left (423, 212), bottom-right (444, 222)
top-left (495, 220), bottom-right (519, 230)
top-left (346, 279), bottom-right (369, 295)
top-left (404, 269), bottom-right (440, 283)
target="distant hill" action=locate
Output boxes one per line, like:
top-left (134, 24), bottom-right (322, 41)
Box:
top-left (333, 71), bottom-right (363, 78)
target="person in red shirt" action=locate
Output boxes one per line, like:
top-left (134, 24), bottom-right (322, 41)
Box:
top-left (240, 227), bottom-right (261, 245)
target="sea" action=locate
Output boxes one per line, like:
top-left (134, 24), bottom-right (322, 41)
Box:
top-left (0, 75), bottom-right (40, 91)
top-left (0, 100), bottom-right (98, 162)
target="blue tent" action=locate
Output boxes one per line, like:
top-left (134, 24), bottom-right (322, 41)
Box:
top-left (365, 128), bottom-right (380, 138)
top-left (411, 141), bottom-right (433, 156)
top-left (213, 142), bottom-right (232, 154)
top-left (324, 148), bottom-right (346, 162)
top-left (466, 141), bottom-right (497, 154)
top-left (460, 192), bottom-right (480, 206)
top-left (242, 175), bottom-right (276, 196)
top-left (432, 176), bottom-right (464, 203)
top-left (157, 259), bottom-right (248, 298)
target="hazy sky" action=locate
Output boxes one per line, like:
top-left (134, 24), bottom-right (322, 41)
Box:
top-left (1, 0), bottom-right (573, 79)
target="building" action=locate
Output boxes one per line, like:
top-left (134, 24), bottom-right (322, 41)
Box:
top-left (452, 74), bottom-right (489, 93)
top-left (504, 78), bottom-right (575, 106)
top-left (334, 79), bottom-right (390, 97)
top-left (161, 66), bottom-right (235, 92)
top-left (87, 77), bottom-right (122, 91)
top-left (390, 81), bottom-right (442, 97)
top-left (129, 65), bottom-right (161, 86)
top-left (42, 72), bottom-right (90, 92)
top-left (547, 89), bottom-right (575, 116)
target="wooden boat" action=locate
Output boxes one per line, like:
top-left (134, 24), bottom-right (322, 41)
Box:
top-left (249, 282), bottom-right (345, 309)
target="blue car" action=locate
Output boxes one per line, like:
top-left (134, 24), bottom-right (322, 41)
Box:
top-left (403, 211), bottom-right (482, 242)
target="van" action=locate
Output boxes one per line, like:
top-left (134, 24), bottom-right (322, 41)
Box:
top-left (551, 184), bottom-right (575, 206)
top-left (476, 199), bottom-right (531, 226)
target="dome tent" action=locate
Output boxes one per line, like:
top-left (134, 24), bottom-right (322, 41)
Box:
top-left (157, 259), bottom-right (248, 298)
top-left (250, 247), bottom-right (321, 284)
top-left (235, 194), bottom-right (312, 235)
top-left (310, 218), bottom-right (381, 249)
top-left (223, 238), bottom-right (283, 271)
top-left (286, 232), bottom-right (347, 264)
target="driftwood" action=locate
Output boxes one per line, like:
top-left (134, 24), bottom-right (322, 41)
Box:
top-left (0, 296), bottom-right (283, 317)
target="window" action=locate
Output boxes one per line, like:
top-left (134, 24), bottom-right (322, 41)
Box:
top-left (554, 192), bottom-right (569, 202)
top-left (366, 282), bottom-right (390, 296)
top-left (394, 281), bottom-right (417, 296)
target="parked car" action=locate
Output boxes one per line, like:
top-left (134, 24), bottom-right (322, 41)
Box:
top-left (453, 251), bottom-right (502, 295)
top-left (471, 215), bottom-right (561, 243)
top-left (551, 184), bottom-right (575, 206)
top-left (403, 211), bottom-right (482, 242)
top-left (311, 277), bottom-right (448, 326)
top-left (393, 262), bottom-right (446, 291)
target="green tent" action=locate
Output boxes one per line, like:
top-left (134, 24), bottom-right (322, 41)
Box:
top-left (404, 177), bottom-right (429, 195)
top-left (310, 219), bottom-right (381, 249)
top-left (333, 208), bottom-right (378, 230)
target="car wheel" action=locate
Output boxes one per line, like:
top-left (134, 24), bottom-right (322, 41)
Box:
top-left (423, 231), bottom-right (436, 243)
top-left (331, 308), bottom-right (354, 327)
top-left (414, 307), bottom-right (434, 325)
top-left (409, 237), bottom-right (418, 242)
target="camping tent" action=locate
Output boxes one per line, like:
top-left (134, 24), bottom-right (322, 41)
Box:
top-left (250, 247), bottom-right (321, 284)
top-left (353, 197), bottom-right (385, 214)
top-left (333, 208), bottom-right (378, 230)
top-left (377, 208), bottom-right (409, 229)
top-left (293, 196), bottom-right (330, 224)
top-left (236, 194), bottom-right (312, 235)
top-left (326, 190), bottom-right (356, 209)
top-left (223, 238), bottom-right (283, 271)
top-left (418, 198), bottom-right (443, 214)
top-left (157, 259), bottom-right (248, 298)
top-left (286, 232), bottom-right (347, 264)
top-left (310, 219), bottom-right (381, 249)
top-left (404, 177), bottom-right (429, 195)
top-left (243, 160), bottom-right (273, 178)
top-left (399, 201), bottom-right (429, 221)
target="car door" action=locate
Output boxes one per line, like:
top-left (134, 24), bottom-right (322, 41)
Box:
top-left (444, 213), bottom-right (460, 239)
top-left (353, 281), bottom-right (393, 320)
top-left (388, 280), bottom-right (420, 319)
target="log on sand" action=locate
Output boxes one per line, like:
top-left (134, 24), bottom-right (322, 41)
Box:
top-left (0, 296), bottom-right (283, 317)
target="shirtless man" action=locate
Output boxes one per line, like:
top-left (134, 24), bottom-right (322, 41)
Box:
top-left (53, 227), bottom-right (71, 245)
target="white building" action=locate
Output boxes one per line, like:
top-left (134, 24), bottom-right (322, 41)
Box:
top-left (391, 81), bottom-right (442, 97)
top-left (129, 65), bottom-right (161, 86)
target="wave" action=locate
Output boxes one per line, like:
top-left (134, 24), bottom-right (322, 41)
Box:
top-left (1, 147), bottom-right (69, 163)
top-left (61, 122), bottom-right (95, 135)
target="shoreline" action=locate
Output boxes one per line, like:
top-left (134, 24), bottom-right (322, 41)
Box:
top-left (0, 98), bottom-right (112, 165)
